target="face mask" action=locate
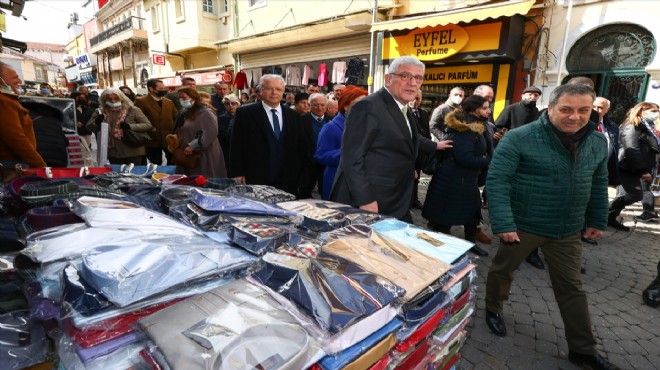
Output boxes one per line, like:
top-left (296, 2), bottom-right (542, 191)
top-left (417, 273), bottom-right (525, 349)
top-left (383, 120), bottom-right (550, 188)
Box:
top-left (644, 111), bottom-right (660, 122)
top-left (180, 99), bottom-right (193, 109)
top-left (106, 101), bottom-right (122, 108)
top-left (156, 90), bottom-right (168, 97)
top-left (450, 96), bottom-right (462, 105)
top-left (0, 77), bottom-right (13, 94)
top-left (40, 88), bottom-right (50, 95)
top-left (523, 99), bottom-right (536, 106)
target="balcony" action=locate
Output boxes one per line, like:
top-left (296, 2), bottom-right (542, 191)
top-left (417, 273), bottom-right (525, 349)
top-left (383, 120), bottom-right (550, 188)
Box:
top-left (89, 17), bottom-right (147, 54)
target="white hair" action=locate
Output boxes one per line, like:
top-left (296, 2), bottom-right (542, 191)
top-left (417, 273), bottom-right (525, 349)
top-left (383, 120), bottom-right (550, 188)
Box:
top-left (308, 93), bottom-right (327, 103)
top-left (387, 56), bottom-right (425, 74)
top-left (100, 88), bottom-right (133, 109)
top-left (259, 74), bottom-right (285, 86)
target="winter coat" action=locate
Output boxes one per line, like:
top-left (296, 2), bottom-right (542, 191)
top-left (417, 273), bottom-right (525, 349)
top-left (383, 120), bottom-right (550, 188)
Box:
top-left (0, 92), bottom-right (47, 167)
top-left (26, 103), bottom-right (69, 167)
top-left (134, 95), bottom-right (178, 148)
top-left (86, 106), bottom-right (153, 159)
top-left (314, 112), bottom-right (345, 200)
top-left (175, 106), bottom-right (226, 178)
top-left (494, 101), bottom-right (539, 130)
top-left (486, 112), bottom-right (609, 239)
top-left (617, 120), bottom-right (660, 176)
top-left (422, 110), bottom-right (490, 226)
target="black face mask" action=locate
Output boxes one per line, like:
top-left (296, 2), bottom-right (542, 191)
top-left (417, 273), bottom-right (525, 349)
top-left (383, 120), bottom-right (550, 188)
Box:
top-left (156, 90), bottom-right (168, 97)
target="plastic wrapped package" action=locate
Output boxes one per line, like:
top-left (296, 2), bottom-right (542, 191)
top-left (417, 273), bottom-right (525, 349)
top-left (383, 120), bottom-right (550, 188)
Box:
top-left (139, 279), bottom-right (325, 370)
top-left (253, 252), bottom-right (405, 335)
top-left (62, 263), bottom-right (113, 316)
top-left (278, 199), bottom-right (386, 225)
top-left (79, 235), bottom-right (257, 307)
top-left (429, 329), bottom-right (468, 368)
top-left (168, 203), bottom-right (232, 231)
top-left (275, 239), bottom-right (322, 259)
top-left (275, 201), bottom-right (350, 232)
top-left (75, 331), bottom-right (145, 363)
top-left (225, 184), bottom-right (296, 203)
top-left (230, 222), bottom-right (289, 255)
top-left (0, 310), bottom-right (49, 369)
top-left (67, 277), bottom-right (233, 330)
top-left (325, 224), bottom-right (373, 241)
top-left (444, 264), bottom-right (477, 301)
top-left (370, 219), bottom-right (474, 265)
top-left (317, 319), bottom-right (401, 370)
top-left (394, 306), bottom-right (446, 353)
top-left (399, 281), bottom-right (448, 326)
top-left (56, 331), bottom-right (149, 370)
top-left (23, 281), bottom-right (60, 320)
top-left (321, 233), bottom-right (451, 301)
top-left (190, 189), bottom-right (296, 217)
top-left (62, 299), bottom-right (182, 348)
top-left (159, 185), bottom-right (197, 211)
top-left (386, 337), bottom-right (432, 370)
top-left (434, 304), bottom-right (473, 345)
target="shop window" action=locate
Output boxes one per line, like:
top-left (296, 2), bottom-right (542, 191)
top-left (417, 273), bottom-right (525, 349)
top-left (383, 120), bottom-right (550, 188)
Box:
top-left (150, 5), bottom-right (160, 33)
top-left (248, 0), bottom-right (266, 9)
top-left (202, 0), bottom-right (215, 14)
top-left (566, 24), bottom-right (655, 70)
top-left (175, 0), bottom-right (185, 22)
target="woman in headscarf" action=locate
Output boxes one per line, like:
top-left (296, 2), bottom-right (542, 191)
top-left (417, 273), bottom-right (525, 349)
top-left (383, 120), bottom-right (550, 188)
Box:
top-left (86, 88), bottom-right (152, 165)
top-left (314, 86), bottom-right (368, 200)
top-left (173, 87), bottom-right (226, 177)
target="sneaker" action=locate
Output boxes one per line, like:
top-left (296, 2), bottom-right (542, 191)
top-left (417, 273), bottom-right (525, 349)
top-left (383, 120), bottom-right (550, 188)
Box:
top-left (568, 351), bottom-right (620, 370)
top-left (634, 212), bottom-right (660, 223)
top-left (607, 216), bottom-right (630, 232)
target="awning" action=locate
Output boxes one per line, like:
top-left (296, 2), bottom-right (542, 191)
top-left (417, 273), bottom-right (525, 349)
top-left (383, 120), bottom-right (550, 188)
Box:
top-left (370, 0), bottom-right (535, 32)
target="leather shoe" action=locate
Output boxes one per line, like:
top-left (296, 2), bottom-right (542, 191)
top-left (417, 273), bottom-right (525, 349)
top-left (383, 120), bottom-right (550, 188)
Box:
top-left (526, 251), bottom-right (545, 270)
top-left (475, 228), bottom-right (492, 244)
top-left (469, 245), bottom-right (488, 257)
top-left (643, 280), bottom-right (660, 307)
top-left (568, 351), bottom-right (620, 370)
top-left (485, 310), bottom-right (507, 337)
top-left (581, 236), bottom-right (598, 245)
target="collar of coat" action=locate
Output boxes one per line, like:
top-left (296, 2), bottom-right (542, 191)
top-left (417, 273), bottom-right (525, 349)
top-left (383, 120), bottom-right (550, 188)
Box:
top-left (445, 110), bottom-right (486, 135)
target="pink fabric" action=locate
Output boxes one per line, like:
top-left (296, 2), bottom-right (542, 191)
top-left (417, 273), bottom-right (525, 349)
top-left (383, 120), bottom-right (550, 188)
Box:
top-left (302, 65), bottom-right (312, 86)
top-left (318, 63), bottom-right (328, 87)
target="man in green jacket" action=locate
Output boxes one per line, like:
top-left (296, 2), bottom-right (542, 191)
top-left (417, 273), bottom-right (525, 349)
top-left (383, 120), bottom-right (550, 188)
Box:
top-left (484, 84), bottom-right (619, 370)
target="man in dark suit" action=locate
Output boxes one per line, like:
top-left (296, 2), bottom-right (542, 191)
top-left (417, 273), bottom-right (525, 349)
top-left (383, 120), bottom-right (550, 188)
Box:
top-left (210, 81), bottom-right (228, 116)
top-left (300, 93), bottom-right (329, 198)
top-left (593, 97), bottom-right (620, 187)
top-left (330, 56), bottom-right (453, 222)
top-left (409, 89), bottom-right (431, 209)
top-left (229, 74), bottom-right (310, 197)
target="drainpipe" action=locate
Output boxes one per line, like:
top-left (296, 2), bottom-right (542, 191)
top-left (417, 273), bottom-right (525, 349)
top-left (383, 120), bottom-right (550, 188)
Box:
top-left (555, 0), bottom-right (573, 86)
top-left (367, 0), bottom-right (378, 94)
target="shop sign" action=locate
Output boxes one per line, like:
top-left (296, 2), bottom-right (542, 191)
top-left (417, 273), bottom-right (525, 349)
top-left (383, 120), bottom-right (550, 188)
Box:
top-left (387, 24), bottom-right (469, 61)
top-left (424, 64), bottom-right (493, 84)
top-left (152, 54), bottom-right (166, 66)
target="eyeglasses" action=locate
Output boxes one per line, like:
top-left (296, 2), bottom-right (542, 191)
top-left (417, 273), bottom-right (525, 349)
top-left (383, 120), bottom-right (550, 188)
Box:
top-left (224, 101), bottom-right (239, 106)
top-left (391, 73), bottom-right (424, 83)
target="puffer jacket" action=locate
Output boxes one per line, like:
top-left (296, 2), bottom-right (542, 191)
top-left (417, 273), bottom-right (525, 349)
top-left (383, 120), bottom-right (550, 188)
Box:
top-left (486, 112), bottom-right (609, 239)
top-left (618, 120), bottom-right (660, 176)
top-left (87, 106), bottom-right (153, 159)
top-left (422, 110), bottom-right (490, 226)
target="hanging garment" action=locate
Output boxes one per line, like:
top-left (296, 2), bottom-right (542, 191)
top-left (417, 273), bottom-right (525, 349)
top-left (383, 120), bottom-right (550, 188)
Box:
top-left (234, 71), bottom-right (249, 90)
top-left (345, 58), bottom-right (365, 85)
top-left (286, 65), bottom-right (303, 86)
top-left (302, 65), bottom-right (312, 86)
top-left (318, 63), bottom-right (328, 87)
top-left (332, 61), bottom-right (347, 84)
top-left (139, 279), bottom-right (324, 370)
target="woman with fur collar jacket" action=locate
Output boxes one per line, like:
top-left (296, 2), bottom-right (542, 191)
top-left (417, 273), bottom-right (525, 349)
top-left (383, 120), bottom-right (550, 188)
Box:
top-left (423, 95), bottom-right (491, 254)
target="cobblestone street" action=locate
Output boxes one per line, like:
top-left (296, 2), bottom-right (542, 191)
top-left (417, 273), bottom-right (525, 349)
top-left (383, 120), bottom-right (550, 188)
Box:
top-left (412, 180), bottom-right (660, 369)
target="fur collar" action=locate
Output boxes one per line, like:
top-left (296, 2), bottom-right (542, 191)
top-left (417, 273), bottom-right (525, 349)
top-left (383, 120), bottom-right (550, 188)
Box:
top-left (445, 110), bottom-right (486, 134)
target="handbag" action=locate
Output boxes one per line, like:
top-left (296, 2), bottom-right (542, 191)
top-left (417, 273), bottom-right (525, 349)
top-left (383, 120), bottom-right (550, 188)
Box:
top-left (121, 127), bottom-right (151, 147)
top-left (421, 151), bottom-right (444, 175)
top-left (172, 148), bottom-right (201, 169)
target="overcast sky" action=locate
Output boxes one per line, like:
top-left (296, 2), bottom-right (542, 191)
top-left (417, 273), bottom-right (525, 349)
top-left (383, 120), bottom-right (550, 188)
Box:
top-left (4, 0), bottom-right (92, 45)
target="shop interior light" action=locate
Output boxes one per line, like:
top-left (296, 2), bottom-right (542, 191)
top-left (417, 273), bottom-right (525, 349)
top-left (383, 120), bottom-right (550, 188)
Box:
top-left (467, 59), bottom-right (480, 63)
top-left (433, 62), bottom-right (446, 66)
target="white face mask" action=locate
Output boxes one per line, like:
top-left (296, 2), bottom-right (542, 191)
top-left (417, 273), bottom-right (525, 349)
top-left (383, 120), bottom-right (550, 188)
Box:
top-left (644, 111), bottom-right (660, 122)
top-left (180, 99), bottom-right (193, 109)
top-left (106, 101), bottom-right (122, 108)
top-left (0, 77), bottom-right (15, 94)
top-left (450, 95), bottom-right (463, 105)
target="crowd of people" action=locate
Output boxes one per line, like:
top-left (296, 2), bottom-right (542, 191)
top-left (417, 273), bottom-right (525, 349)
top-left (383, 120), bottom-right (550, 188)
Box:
top-left (2, 54), bottom-right (660, 369)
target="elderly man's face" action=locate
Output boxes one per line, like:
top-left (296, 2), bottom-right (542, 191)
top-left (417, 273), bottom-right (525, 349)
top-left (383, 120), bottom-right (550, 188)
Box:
top-left (0, 66), bottom-right (21, 93)
top-left (593, 98), bottom-right (609, 121)
top-left (326, 100), bottom-right (338, 116)
top-left (310, 96), bottom-right (327, 117)
top-left (215, 83), bottom-right (229, 97)
top-left (261, 78), bottom-right (285, 108)
top-left (548, 93), bottom-right (594, 134)
top-left (409, 93), bottom-right (422, 109)
top-left (385, 64), bottom-right (424, 104)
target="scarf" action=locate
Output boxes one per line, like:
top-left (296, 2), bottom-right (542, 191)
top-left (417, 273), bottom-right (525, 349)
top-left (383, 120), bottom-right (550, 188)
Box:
top-left (551, 123), bottom-right (590, 160)
top-left (105, 107), bottom-right (128, 140)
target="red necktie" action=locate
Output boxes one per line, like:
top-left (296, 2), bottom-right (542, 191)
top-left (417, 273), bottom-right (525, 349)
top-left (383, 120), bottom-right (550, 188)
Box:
top-left (597, 123), bottom-right (603, 132)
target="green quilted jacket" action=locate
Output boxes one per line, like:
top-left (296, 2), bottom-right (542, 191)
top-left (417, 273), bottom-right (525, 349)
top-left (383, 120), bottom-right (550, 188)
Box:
top-left (486, 112), bottom-right (609, 239)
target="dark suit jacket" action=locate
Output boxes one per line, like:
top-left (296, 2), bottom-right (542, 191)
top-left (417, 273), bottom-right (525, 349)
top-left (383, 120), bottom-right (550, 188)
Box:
top-left (600, 115), bottom-right (620, 186)
top-left (412, 108), bottom-right (431, 172)
top-left (229, 102), bottom-right (310, 196)
top-left (330, 88), bottom-right (437, 220)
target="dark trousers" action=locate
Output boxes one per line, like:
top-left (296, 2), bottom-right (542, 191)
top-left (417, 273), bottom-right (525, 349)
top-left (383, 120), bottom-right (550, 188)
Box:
top-left (435, 223), bottom-right (477, 243)
top-left (486, 230), bottom-right (596, 354)
top-left (144, 147), bottom-right (172, 166)
top-left (299, 163), bottom-right (324, 199)
top-left (108, 156), bottom-right (144, 165)
top-left (609, 170), bottom-right (644, 216)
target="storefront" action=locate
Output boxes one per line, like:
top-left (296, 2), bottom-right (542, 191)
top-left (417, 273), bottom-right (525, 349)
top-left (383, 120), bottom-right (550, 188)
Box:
top-left (373, 0), bottom-right (536, 117)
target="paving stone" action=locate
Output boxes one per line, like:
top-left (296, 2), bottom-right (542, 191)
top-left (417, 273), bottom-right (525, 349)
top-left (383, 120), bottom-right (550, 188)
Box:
top-left (534, 322), bottom-right (557, 343)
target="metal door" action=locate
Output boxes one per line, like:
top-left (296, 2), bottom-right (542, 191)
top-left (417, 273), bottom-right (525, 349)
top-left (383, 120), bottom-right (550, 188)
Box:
top-left (600, 72), bottom-right (649, 125)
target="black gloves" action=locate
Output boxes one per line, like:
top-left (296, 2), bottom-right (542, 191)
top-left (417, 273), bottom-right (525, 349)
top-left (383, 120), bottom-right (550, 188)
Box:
top-left (94, 114), bottom-right (105, 125)
top-left (120, 121), bottom-right (130, 130)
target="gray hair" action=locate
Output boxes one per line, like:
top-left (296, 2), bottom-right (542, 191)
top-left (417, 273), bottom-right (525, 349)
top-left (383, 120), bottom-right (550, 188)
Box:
top-left (100, 88), bottom-right (133, 109)
top-left (595, 96), bottom-right (610, 109)
top-left (259, 74), bottom-right (285, 86)
top-left (473, 84), bottom-right (493, 95)
top-left (308, 93), bottom-right (327, 103)
top-left (567, 76), bottom-right (594, 89)
top-left (387, 56), bottom-right (425, 74)
top-left (223, 93), bottom-right (240, 104)
top-left (450, 86), bottom-right (465, 94)
top-left (0, 61), bottom-right (12, 77)
top-left (549, 84), bottom-right (596, 106)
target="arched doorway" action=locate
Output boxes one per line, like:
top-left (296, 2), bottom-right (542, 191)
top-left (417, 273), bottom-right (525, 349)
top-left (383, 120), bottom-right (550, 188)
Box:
top-left (565, 24), bottom-right (656, 124)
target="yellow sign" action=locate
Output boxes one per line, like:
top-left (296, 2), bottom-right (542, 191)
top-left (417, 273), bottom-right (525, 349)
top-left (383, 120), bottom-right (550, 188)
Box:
top-left (383, 22), bottom-right (502, 61)
top-left (386, 24), bottom-right (469, 61)
top-left (424, 64), bottom-right (494, 84)
top-left (0, 13), bottom-right (6, 33)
